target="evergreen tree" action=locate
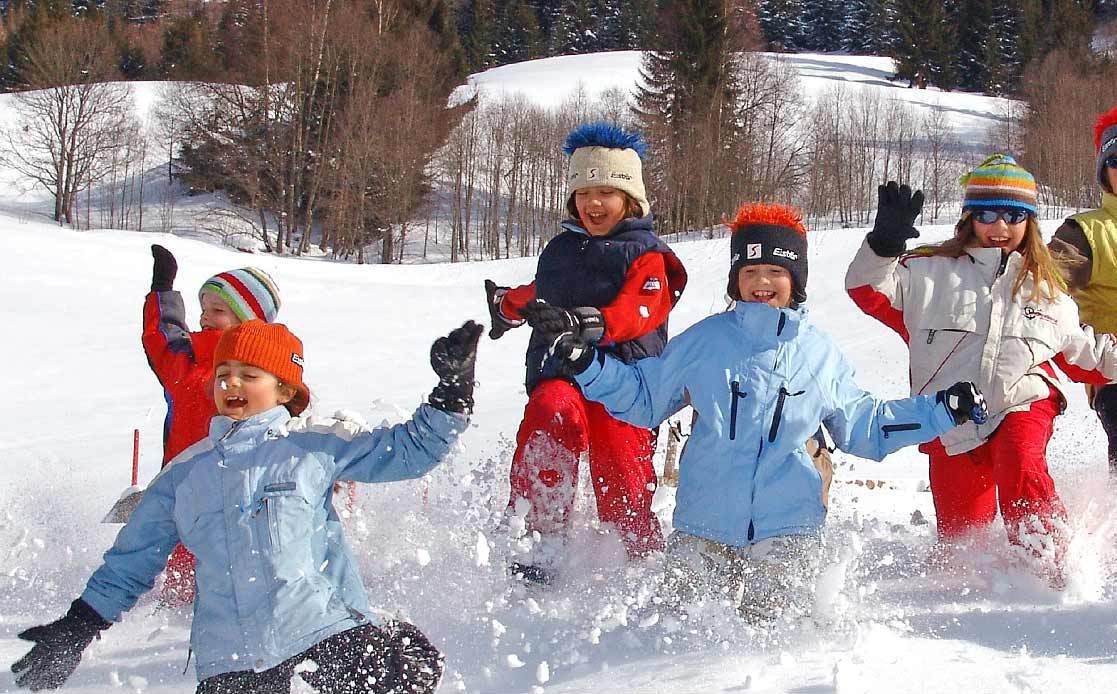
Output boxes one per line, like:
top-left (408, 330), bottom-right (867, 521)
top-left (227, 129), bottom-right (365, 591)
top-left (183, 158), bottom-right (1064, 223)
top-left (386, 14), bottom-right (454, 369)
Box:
top-left (496, 0), bottom-right (544, 63)
top-left (844, 0), bottom-right (896, 53)
top-left (892, 0), bottom-right (956, 90)
top-left (756, 0), bottom-right (804, 51)
top-left (158, 10), bottom-right (216, 79)
top-left (459, 0), bottom-right (497, 70)
top-left (801, 0), bottom-right (846, 51)
top-left (956, 0), bottom-right (994, 91)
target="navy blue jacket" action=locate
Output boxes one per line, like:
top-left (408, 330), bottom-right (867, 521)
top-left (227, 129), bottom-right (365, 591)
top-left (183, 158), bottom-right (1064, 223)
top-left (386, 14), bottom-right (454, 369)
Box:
top-left (527, 216), bottom-right (683, 391)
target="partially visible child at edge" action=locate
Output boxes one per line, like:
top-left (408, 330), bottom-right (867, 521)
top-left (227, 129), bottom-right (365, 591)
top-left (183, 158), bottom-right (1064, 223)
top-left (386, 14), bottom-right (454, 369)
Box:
top-left (1047, 106), bottom-right (1117, 473)
top-left (523, 203), bottom-right (984, 624)
top-left (143, 244), bottom-right (282, 606)
top-left (11, 319), bottom-right (482, 693)
top-left (845, 155), bottom-right (1117, 588)
top-left (482, 122), bottom-right (687, 584)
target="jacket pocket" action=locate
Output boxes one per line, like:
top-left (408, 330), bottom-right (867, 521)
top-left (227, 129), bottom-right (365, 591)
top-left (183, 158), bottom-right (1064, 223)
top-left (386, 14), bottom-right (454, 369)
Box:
top-left (881, 422), bottom-right (921, 439)
top-left (769, 387), bottom-right (806, 443)
top-left (729, 381), bottom-right (747, 441)
top-left (255, 485), bottom-right (311, 552)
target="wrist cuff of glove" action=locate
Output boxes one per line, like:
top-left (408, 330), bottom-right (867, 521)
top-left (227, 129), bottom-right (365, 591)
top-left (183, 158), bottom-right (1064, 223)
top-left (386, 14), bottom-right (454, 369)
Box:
top-left (68, 599), bottom-right (111, 632)
top-left (571, 307), bottom-right (605, 344)
top-left (429, 383), bottom-right (474, 415)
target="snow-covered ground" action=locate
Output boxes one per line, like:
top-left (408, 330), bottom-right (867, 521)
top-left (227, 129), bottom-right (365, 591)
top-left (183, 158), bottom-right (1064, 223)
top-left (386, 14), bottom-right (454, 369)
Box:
top-left (3, 53), bottom-right (1117, 694)
top-left (3, 215), bottom-right (1117, 693)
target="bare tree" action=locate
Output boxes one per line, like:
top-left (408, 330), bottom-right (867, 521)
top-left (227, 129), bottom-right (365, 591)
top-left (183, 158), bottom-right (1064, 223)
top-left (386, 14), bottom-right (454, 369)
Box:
top-left (2, 19), bottom-right (137, 225)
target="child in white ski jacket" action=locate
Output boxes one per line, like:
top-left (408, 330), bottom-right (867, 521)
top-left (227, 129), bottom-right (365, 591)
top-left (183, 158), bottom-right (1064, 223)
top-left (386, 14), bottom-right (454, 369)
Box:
top-left (845, 156), bottom-right (1117, 585)
top-left (524, 203), bottom-right (984, 623)
top-left (11, 319), bottom-right (482, 694)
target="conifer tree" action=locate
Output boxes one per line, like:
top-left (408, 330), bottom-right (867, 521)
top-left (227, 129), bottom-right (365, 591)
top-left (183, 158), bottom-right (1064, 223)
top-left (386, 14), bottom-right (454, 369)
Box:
top-left (756, 0), bottom-right (804, 51)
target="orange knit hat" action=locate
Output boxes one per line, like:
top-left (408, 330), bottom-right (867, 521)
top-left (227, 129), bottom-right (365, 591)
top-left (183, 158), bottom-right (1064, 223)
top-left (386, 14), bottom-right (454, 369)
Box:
top-left (214, 320), bottom-right (310, 416)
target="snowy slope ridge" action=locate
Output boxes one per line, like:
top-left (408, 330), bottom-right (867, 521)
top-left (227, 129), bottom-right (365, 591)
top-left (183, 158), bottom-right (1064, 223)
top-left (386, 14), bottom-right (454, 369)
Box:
top-left (3, 217), bottom-right (1117, 694)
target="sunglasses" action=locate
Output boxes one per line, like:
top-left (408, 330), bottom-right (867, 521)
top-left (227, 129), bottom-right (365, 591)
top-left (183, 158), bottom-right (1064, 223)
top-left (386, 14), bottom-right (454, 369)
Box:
top-left (970, 208), bottom-right (1030, 225)
top-left (1106, 155), bottom-right (1117, 169)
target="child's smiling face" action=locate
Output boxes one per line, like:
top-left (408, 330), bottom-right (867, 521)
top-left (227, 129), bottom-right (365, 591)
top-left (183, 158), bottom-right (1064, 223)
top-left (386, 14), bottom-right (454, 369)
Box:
top-left (214, 360), bottom-right (294, 420)
top-left (200, 291), bottom-right (241, 331)
top-left (574, 186), bottom-right (627, 237)
top-left (737, 264), bottom-right (793, 308)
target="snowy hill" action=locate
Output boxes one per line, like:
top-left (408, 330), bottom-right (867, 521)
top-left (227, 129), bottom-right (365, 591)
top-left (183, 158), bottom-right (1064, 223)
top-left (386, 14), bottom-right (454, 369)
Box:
top-left (3, 215), bottom-right (1117, 693)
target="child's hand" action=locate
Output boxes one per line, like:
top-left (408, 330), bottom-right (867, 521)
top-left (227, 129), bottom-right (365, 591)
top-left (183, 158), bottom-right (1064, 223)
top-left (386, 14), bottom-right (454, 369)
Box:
top-left (10, 599), bottom-right (109, 690)
top-left (520, 301), bottom-right (605, 345)
top-left (429, 320), bottom-right (483, 414)
top-left (484, 280), bottom-right (524, 340)
top-left (937, 381), bottom-right (988, 425)
top-left (150, 244), bottom-right (178, 292)
top-left (866, 181), bottom-right (924, 258)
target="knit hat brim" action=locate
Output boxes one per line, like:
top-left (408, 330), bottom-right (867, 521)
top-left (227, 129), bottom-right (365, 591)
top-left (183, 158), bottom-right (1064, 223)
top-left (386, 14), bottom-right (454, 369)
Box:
top-left (567, 146), bottom-right (650, 217)
top-left (727, 223), bottom-right (808, 305)
top-left (214, 320), bottom-right (310, 416)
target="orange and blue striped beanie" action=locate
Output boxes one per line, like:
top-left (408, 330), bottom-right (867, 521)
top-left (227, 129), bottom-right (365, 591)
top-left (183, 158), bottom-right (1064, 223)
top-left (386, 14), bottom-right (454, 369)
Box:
top-left (199, 268), bottom-right (281, 323)
top-left (959, 153), bottom-right (1037, 214)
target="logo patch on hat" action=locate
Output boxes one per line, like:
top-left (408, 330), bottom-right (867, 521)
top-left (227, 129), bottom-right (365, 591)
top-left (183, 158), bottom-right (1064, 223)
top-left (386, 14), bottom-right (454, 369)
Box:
top-left (772, 247), bottom-right (799, 260)
top-left (610, 171), bottom-right (633, 181)
top-left (291, 353), bottom-right (304, 367)
top-left (746, 243), bottom-right (762, 259)
top-left (587, 167), bottom-right (600, 181)
top-left (1104, 135), bottom-right (1117, 154)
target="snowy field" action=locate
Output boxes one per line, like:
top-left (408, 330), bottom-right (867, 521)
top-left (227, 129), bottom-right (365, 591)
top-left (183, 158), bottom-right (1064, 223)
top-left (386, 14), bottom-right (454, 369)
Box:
top-left (3, 217), bottom-right (1117, 693)
top-left (3, 53), bottom-right (1117, 693)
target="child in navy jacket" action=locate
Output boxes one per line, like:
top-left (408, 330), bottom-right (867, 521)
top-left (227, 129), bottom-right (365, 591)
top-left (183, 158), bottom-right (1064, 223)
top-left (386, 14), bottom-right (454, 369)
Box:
top-left (483, 123), bottom-right (687, 582)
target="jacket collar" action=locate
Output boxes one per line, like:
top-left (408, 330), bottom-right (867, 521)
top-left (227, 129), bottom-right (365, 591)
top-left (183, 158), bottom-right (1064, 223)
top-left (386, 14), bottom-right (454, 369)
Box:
top-left (209, 406), bottom-right (292, 444)
top-left (560, 214), bottom-right (654, 239)
top-left (1103, 191), bottom-right (1117, 216)
top-left (732, 301), bottom-right (805, 345)
top-left (963, 246), bottom-right (1021, 281)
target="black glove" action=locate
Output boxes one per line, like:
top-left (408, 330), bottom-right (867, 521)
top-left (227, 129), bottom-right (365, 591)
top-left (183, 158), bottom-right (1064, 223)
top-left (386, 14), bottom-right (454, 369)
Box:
top-left (429, 320), bottom-right (483, 414)
top-left (150, 244), bottom-right (178, 292)
top-left (11, 599), bottom-right (110, 691)
top-left (484, 280), bottom-right (524, 340)
top-left (866, 181), bottom-right (924, 258)
top-left (936, 381), bottom-right (988, 425)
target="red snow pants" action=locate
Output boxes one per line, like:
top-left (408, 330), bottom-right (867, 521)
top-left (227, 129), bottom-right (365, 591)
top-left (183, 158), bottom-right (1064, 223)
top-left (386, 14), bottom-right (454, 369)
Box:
top-left (507, 378), bottom-right (663, 558)
top-left (923, 391), bottom-right (1067, 555)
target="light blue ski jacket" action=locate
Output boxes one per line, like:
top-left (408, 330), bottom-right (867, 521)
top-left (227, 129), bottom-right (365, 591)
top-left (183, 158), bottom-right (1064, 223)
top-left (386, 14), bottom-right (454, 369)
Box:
top-left (81, 404), bottom-right (466, 680)
top-left (575, 301), bottom-right (957, 547)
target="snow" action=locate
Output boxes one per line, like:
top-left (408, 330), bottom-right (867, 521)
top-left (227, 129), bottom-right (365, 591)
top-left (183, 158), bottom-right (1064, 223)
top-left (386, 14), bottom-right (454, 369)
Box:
top-left (2, 54), bottom-right (1116, 694)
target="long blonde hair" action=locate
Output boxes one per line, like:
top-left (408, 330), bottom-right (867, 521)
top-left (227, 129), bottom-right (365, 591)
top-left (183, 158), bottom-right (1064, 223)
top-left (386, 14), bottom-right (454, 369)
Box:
top-left (922, 213), bottom-right (1066, 303)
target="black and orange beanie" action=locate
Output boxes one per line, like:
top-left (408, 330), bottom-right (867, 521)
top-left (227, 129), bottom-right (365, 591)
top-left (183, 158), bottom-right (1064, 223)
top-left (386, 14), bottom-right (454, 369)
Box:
top-left (215, 320), bottom-right (310, 415)
top-left (1095, 106), bottom-right (1117, 192)
top-left (727, 203), bottom-right (809, 305)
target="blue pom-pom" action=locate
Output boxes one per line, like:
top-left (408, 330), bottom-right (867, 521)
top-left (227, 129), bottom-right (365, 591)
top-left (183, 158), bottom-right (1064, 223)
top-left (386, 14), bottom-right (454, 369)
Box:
top-left (562, 122), bottom-right (647, 159)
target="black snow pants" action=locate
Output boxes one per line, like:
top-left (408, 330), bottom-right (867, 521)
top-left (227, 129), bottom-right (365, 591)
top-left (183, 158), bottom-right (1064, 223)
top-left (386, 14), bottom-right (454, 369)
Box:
top-left (195, 621), bottom-right (443, 694)
top-left (1093, 383), bottom-right (1117, 472)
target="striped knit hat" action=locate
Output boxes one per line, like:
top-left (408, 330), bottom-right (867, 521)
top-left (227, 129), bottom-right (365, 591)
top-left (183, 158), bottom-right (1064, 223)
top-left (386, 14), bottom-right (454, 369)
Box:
top-left (199, 268), bottom-right (281, 323)
top-left (959, 154), bottom-right (1038, 214)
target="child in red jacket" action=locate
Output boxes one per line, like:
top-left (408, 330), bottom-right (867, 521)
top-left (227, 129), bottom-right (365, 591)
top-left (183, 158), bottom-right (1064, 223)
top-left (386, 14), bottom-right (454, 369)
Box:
top-left (143, 244), bottom-right (281, 604)
top-left (484, 123), bottom-right (687, 583)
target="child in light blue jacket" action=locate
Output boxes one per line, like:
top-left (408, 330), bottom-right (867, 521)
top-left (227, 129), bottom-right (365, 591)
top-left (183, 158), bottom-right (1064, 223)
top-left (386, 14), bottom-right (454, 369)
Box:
top-left (523, 203), bottom-right (985, 624)
top-left (11, 319), bottom-right (482, 694)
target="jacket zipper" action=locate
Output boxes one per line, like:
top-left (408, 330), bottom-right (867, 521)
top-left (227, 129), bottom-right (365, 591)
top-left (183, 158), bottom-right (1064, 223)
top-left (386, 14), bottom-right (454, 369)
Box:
top-left (927, 329), bottom-right (936, 344)
top-left (768, 387), bottom-right (805, 442)
top-left (882, 422), bottom-right (921, 438)
top-left (729, 381), bottom-right (747, 440)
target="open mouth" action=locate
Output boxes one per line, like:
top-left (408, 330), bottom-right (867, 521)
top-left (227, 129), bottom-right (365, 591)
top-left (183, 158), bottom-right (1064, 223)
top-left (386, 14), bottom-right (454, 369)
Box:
top-left (749, 290), bottom-right (777, 302)
top-left (224, 396), bottom-right (248, 409)
top-left (985, 236), bottom-right (1011, 247)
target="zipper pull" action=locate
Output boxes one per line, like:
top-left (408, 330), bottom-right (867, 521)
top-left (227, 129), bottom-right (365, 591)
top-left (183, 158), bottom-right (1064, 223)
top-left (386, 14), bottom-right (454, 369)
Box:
top-left (927, 329), bottom-right (936, 344)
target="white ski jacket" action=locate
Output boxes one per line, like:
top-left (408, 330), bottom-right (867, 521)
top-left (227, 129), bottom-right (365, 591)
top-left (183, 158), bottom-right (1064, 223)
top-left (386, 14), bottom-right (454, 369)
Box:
top-left (846, 239), bottom-right (1117, 455)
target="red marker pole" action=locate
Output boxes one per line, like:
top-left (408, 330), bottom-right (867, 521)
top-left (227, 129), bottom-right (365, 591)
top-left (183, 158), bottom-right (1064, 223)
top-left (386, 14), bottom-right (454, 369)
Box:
top-left (132, 429), bottom-right (140, 486)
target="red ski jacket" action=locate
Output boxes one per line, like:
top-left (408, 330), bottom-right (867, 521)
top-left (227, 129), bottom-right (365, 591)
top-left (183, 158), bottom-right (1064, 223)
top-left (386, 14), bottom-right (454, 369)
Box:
top-left (142, 291), bottom-right (223, 466)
